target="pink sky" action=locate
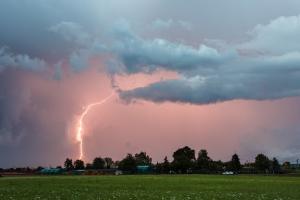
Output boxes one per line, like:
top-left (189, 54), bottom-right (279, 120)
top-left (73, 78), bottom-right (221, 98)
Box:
top-left (10, 64), bottom-right (298, 166)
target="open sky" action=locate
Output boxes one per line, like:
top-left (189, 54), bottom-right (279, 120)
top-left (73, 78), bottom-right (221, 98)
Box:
top-left (1, 0), bottom-right (300, 168)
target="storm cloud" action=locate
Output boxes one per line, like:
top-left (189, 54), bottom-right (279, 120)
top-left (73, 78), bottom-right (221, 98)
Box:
top-left (110, 21), bottom-right (233, 74)
top-left (119, 15), bottom-right (300, 104)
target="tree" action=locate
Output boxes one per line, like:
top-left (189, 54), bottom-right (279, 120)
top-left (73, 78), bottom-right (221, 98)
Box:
top-left (271, 157), bottom-right (280, 174)
top-left (255, 154), bottom-right (270, 172)
top-left (196, 149), bottom-right (212, 171)
top-left (92, 157), bottom-right (105, 169)
top-left (230, 154), bottom-right (242, 173)
top-left (85, 163), bottom-right (93, 170)
top-left (210, 160), bottom-right (224, 172)
top-left (64, 158), bottom-right (74, 171)
top-left (135, 152), bottom-right (152, 166)
top-left (104, 157), bottom-right (114, 169)
top-left (118, 154), bottom-right (137, 172)
top-left (162, 156), bottom-right (170, 173)
top-left (155, 162), bottom-right (163, 174)
top-left (172, 146), bottom-right (195, 173)
top-left (35, 166), bottom-right (44, 172)
top-left (155, 157), bottom-right (171, 174)
top-left (74, 160), bottom-right (85, 170)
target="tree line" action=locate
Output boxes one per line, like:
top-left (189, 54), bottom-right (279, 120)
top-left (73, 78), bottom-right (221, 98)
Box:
top-left (1, 146), bottom-right (296, 175)
top-left (61, 146), bottom-right (293, 174)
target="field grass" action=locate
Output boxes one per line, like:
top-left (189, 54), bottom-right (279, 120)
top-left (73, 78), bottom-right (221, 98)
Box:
top-left (0, 175), bottom-right (300, 200)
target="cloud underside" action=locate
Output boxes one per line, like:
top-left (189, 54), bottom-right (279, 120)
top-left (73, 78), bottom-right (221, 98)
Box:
top-left (120, 52), bottom-right (300, 104)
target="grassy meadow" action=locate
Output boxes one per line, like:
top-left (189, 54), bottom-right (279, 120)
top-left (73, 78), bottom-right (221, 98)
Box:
top-left (0, 175), bottom-right (300, 200)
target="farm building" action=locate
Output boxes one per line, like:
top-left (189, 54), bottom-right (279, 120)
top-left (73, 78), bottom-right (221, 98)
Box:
top-left (137, 165), bottom-right (152, 173)
top-left (40, 168), bottom-right (65, 175)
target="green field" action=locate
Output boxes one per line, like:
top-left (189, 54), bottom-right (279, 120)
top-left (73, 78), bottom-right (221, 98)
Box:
top-left (1, 175), bottom-right (300, 200)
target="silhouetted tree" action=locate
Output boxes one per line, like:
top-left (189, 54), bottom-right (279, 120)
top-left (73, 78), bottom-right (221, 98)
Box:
top-left (114, 161), bottom-right (120, 168)
top-left (104, 157), bottom-right (114, 169)
top-left (197, 149), bottom-right (212, 172)
top-left (74, 160), bottom-right (85, 170)
top-left (118, 154), bottom-right (137, 172)
top-left (155, 162), bottom-right (163, 173)
top-left (85, 163), bottom-right (93, 170)
top-left (93, 157), bottom-right (105, 169)
top-left (64, 158), bottom-right (74, 171)
top-left (271, 157), bottom-right (280, 174)
top-left (210, 160), bottom-right (224, 173)
top-left (255, 154), bottom-right (270, 173)
top-left (230, 154), bottom-right (242, 173)
top-left (172, 146), bottom-right (195, 173)
top-left (162, 156), bottom-right (170, 173)
top-left (155, 157), bottom-right (171, 174)
top-left (135, 152), bottom-right (152, 166)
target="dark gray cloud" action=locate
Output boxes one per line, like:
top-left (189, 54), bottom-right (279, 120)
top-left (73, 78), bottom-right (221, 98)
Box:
top-left (46, 19), bottom-right (234, 74)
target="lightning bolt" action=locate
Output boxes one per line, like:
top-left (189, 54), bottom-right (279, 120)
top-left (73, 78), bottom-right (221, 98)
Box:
top-left (76, 92), bottom-right (115, 160)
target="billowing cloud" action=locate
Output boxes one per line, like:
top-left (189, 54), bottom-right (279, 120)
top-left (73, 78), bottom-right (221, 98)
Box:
top-left (49, 21), bottom-right (108, 72)
top-left (110, 21), bottom-right (234, 74)
top-left (120, 16), bottom-right (300, 104)
top-left (241, 15), bottom-right (300, 54)
top-left (46, 19), bottom-right (233, 74)
top-left (0, 47), bottom-right (46, 72)
top-left (49, 21), bottom-right (92, 47)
